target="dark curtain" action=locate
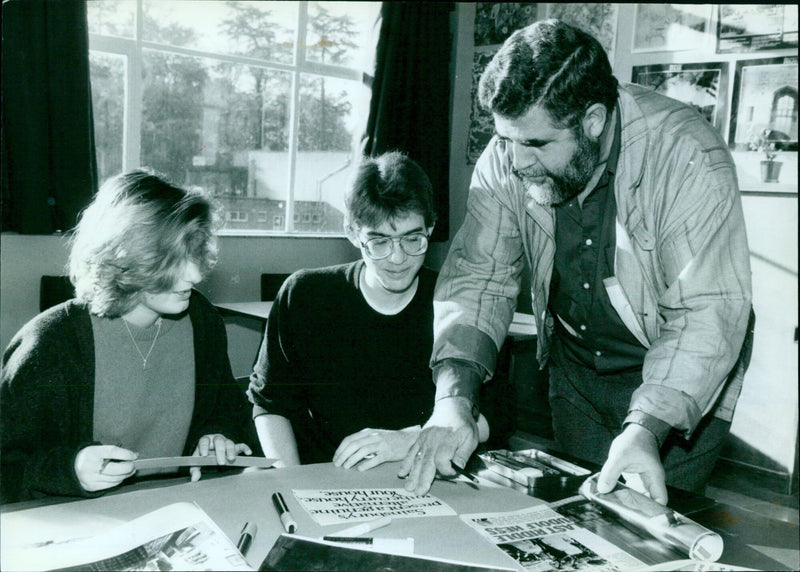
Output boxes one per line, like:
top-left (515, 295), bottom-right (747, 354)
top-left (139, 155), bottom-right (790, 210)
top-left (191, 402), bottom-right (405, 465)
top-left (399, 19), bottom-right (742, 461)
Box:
top-left (362, 2), bottom-right (453, 241)
top-left (1, 0), bottom-right (97, 234)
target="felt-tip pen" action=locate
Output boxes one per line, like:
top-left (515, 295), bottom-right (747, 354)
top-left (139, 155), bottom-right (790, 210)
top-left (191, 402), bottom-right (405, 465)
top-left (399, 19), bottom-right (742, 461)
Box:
top-left (237, 521), bottom-right (257, 556)
top-left (271, 492), bottom-right (297, 533)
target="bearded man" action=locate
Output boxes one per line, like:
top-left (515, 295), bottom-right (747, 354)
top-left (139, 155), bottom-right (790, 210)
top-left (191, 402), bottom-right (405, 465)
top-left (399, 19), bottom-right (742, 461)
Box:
top-left (400, 19), bottom-right (754, 504)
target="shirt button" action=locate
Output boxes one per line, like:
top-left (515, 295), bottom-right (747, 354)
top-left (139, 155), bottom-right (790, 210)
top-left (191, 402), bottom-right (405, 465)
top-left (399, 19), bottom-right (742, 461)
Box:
top-left (585, 238), bottom-right (593, 246)
top-left (595, 350), bottom-right (602, 357)
top-left (580, 324), bottom-right (587, 331)
top-left (583, 282), bottom-right (591, 290)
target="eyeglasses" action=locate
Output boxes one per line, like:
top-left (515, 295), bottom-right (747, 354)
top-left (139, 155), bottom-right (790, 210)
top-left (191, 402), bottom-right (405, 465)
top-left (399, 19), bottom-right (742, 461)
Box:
top-left (359, 233), bottom-right (429, 260)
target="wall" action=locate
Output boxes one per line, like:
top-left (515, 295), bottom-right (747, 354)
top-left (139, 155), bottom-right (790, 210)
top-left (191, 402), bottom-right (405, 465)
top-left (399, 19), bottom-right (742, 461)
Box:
top-left (733, 195), bottom-right (798, 477)
top-left (0, 234), bottom-right (73, 353)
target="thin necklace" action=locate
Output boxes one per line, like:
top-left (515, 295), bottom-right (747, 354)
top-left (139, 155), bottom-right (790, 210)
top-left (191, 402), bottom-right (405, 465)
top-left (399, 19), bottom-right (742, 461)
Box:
top-left (122, 317), bottom-right (163, 369)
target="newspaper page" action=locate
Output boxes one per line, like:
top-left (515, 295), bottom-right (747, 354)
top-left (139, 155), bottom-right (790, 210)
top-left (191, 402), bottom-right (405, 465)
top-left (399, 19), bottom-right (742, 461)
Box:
top-left (460, 504), bottom-right (645, 571)
top-left (292, 488), bottom-right (456, 526)
top-left (1, 502), bottom-right (252, 572)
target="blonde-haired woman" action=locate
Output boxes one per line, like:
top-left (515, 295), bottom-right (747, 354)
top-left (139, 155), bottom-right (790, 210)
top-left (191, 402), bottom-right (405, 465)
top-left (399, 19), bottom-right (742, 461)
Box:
top-left (1, 169), bottom-right (252, 504)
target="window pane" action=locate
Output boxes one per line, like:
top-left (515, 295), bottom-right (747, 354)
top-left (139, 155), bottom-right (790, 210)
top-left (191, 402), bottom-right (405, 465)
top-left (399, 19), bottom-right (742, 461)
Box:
top-left (90, 51), bottom-right (126, 183)
top-left (87, 0), bottom-right (136, 38)
top-left (305, 2), bottom-right (381, 71)
top-left (142, 0), bottom-right (296, 64)
top-left (141, 49), bottom-right (296, 232)
top-left (293, 73), bottom-right (367, 233)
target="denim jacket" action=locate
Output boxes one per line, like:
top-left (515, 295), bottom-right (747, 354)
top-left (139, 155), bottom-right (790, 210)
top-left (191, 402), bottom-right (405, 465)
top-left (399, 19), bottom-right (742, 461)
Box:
top-left (433, 84), bottom-right (753, 436)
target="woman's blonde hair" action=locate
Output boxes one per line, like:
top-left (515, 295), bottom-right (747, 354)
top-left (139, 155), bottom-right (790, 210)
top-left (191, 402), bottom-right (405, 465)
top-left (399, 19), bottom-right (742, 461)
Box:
top-left (68, 169), bottom-right (220, 317)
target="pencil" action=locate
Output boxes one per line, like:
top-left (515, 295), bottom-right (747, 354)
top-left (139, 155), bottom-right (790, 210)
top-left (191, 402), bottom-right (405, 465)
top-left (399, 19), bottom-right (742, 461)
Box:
top-left (450, 460), bottom-right (479, 484)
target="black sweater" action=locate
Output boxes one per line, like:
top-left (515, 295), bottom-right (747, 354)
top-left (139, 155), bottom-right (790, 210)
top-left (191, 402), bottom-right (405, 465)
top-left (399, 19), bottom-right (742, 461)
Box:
top-left (248, 262), bottom-right (437, 464)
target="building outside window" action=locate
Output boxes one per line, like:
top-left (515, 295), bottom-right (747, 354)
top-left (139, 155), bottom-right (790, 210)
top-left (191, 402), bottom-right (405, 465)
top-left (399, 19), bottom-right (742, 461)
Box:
top-left (228, 210), bottom-right (248, 223)
top-left (87, 0), bottom-right (381, 235)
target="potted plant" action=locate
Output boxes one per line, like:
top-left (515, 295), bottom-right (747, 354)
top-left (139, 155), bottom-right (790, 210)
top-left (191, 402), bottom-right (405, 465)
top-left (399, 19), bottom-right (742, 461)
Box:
top-left (748, 128), bottom-right (783, 183)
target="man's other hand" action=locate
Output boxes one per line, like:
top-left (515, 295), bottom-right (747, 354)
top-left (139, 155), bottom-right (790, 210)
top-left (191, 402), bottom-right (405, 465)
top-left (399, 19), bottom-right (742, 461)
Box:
top-left (597, 423), bottom-right (668, 505)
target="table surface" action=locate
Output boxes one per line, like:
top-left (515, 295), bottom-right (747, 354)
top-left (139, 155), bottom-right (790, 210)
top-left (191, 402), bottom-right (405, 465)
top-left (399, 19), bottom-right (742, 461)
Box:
top-left (2, 463), bottom-right (542, 570)
top-left (216, 301), bottom-right (539, 338)
top-left (3, 462), bottom-right (798, 571)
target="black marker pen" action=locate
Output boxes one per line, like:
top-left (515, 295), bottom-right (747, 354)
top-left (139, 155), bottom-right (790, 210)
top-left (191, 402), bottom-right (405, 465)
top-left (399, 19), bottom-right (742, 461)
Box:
top-left (271, 492), bottom-right (297, 533)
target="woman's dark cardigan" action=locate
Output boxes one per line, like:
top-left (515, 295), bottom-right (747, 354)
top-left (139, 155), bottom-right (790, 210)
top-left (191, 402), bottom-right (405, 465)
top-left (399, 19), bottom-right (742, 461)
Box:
top-left (0, 292), bottom-right (251, 504)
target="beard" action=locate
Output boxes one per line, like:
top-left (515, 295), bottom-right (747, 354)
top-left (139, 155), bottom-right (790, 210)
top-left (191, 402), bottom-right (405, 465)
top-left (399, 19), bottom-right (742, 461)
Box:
top-left (513, 128), bottom-right (601, 207)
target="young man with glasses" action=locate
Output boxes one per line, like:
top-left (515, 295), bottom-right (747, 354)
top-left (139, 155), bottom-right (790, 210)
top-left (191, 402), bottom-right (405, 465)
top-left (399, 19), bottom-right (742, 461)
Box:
top-left (247, 151), bottom-right (490, 468)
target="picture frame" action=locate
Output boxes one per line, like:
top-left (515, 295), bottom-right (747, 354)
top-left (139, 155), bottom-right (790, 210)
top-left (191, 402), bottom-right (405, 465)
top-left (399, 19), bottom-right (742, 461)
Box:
top-left (631, 4), bottom-right (712, 53)
top-left (631, 62), bottom-right (729, 137)
top-left (729, 57), bottom-right (798, 152)
top-left (717, 4), bottom-right (798, 54)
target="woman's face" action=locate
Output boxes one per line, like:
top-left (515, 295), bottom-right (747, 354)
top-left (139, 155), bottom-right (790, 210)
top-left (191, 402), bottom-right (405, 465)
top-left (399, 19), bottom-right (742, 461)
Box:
top-left (129, 261), bottom-right (203, 325)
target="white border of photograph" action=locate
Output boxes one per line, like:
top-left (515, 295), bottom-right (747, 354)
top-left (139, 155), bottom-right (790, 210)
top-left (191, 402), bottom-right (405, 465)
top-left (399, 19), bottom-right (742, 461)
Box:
top-left (631, 62), bottom-right (729, 137)
top-left (631, 4), bottom-right (713, 53)
top-left (717, 4), bottom-right (798, 54)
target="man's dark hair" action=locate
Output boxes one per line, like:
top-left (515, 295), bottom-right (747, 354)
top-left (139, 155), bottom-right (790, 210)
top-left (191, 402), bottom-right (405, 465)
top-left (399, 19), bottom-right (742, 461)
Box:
top-left (478, 19), bottom-right (618, 128)
top-left (345, 151), bottom-right (436, 229)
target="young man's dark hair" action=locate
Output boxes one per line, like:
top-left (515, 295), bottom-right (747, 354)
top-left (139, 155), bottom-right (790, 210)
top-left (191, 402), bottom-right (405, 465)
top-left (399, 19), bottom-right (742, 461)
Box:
top-left (345, 150), bottom-right (437, 230)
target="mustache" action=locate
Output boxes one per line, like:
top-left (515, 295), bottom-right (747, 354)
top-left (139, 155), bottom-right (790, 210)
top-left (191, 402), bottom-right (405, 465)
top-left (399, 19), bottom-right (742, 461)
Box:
top-left (512, 166), bottom-right (548, 180)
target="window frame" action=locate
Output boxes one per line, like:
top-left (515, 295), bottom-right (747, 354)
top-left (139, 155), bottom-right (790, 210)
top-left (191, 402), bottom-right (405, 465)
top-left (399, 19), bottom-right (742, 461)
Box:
top-left (88, 0), bottom-right (376, 237)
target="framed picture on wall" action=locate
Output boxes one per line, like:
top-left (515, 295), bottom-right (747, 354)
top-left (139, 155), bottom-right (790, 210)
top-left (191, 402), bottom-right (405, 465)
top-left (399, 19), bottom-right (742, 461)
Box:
top-left (631, 4), bottom-right (712, 53)
top-left (717, 4), bottom-right (798, 53)
top-left (631, 62), bottom-right (729, 137)
top-left (545, 3), bottom-right (618, 63)
top-left (467, 49), bottom-right (498, 165)
top-left (729, 57), bottom-right (798, 152)
top-left (474, 2), bottom-right (540, 47)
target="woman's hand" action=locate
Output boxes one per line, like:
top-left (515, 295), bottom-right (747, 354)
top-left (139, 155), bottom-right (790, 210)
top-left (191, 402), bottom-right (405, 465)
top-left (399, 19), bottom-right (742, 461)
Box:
top-left (74, 444), bottom-right (138, 492)
top-left (189, 433), bottom-right (252, 482)
top-left (333, 426), bottom-right (421, 471)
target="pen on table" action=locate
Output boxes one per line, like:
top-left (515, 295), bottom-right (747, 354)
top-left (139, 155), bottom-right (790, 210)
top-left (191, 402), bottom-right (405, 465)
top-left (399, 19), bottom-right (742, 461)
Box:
top-left (237, 521), bottom-right (257, 556)
top-left (450, 460), bottom-right (479, 485)
top-left (271, 492), bottom-right (297, 533)
top-left (334, 516), bottom-right (393, 538)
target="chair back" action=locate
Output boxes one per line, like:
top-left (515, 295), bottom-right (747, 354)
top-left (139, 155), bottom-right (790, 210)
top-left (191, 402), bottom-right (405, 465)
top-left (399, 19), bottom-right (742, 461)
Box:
top-left (260, 273), bottom-right (291, 301)
top-left (40, 275), bottom-right (75, 311)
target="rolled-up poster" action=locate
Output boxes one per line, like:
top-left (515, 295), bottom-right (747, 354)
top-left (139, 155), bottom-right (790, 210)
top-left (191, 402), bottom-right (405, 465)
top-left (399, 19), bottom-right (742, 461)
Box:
top-left (579, 473), bottom-right (724, 562)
